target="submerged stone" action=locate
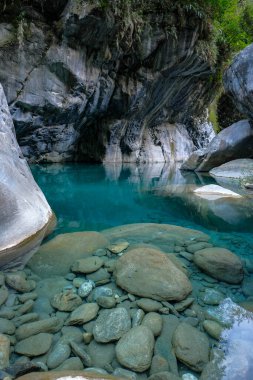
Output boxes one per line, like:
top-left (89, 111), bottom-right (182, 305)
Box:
top-left (15, 333), bottom-right (53, 357)
top-left (28, 232), bottom-right (109, 277)
top-left (116, 326), bottom-right (155, 372)
top-left (194, 248), bottom-right (243, 284)
top-left (114, 247), bottom-right (192, 301)
top-left (93, 307), bottom-right (131, 343)
top-left (172, 323), bottom-right (209, 372)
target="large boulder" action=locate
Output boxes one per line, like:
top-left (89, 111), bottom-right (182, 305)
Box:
top-left (193, 247), bottom-right (243, 284)
top-left (0, 83), bottom-right (53, 269)
top-left (114, 247), bottom-right (192, 301)
top-left (181, 120), bottom-right (253, 172)
top-left (210, 159), bottom-right (253, 180)
top-left (224, 43), bottom-right (253, 120)
top-left (28, 231), bottom-right (109, 277)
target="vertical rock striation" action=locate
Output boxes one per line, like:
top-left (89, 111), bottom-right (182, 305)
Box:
top-left (0, 0), bottom-right (216, 163)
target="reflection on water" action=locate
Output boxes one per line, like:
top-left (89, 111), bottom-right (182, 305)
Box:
top-left (31, 163), bottom-right (253, 236)
top-left (207, 299), bottom-right (253, 380)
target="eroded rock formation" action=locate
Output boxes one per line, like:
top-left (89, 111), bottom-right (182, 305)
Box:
top-left (0, 0), bottom-right (216, 163)
top-left (0, 84), bottom-right (53, 269)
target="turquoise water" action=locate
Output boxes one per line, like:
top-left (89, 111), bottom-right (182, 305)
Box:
top-left (32, 163), bottom-right (253, 257)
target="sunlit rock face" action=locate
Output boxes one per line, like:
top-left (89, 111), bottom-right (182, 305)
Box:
top-left (0, 0), bottom-right (215, 163)
top-left (0, 84), bottom-right (53, 269)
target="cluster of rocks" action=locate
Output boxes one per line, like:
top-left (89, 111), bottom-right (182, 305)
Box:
top-left (0, 223), bottom-right (251, 380)
top-left (181, 43), bottom-right (253, 190)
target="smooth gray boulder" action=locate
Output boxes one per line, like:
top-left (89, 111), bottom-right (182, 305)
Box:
top-left (0, 84), bottom-right (53, 269)
top-left (224, 43), bottom-right (253, 119)
top-left (181, 120), bottom-right (253, 172)
top-left (210, 159), bottom-right (253, 180)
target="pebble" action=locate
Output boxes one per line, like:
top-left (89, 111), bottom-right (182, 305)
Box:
top-left (92, 286), bottom-right (113, 301)
top-left (71, 257), bottom-right (104, 274)
top-left (87, 268), bottom-right (111, 285)
top-left (15, 317), bottom-right (61, 340)
top-left (96, 296), bottom-right (116, 308)
top-left (107, 240), bottom-right (129, 254)
top-left (0, 319), bottom-right (15, 335)
top-left (15, 333), bottom-right (53, 357)
top-left (93, 307), bottom-right (131, 343)
top-left (54, 357), bottom-right (84, 371)
top-left (5, 272), bottom-right (36, 293)
top-left (0, 286), bottom-right (9, 306)
top-left (66, 303), bottom-right (99, 325)
top-left (142, 312), bottom-right (163, 336)
top-left (136, 298), bottom-right (163, 312)
top-left (51, 290), bottom-right (82, 311)
top-left (0, 334), bottom-right (10, 369)
top-left (83, 332), bottom-right (93, 344)
top-left (78, 280), bottom-right (95, 298)
top-left (131, 308), bottom-right (145, 327)
top-left (113, 368), bottom-right (137, 380)
top-left (18, 292), bottom-right (37, 303)
top-left (47, 339), bottom-right (71, 369)
top-left (70, 341), bottom-right (92, 366)
top-left (203, 320), bottom-right (223, 340)
top-left (13, 313), bottom-right (39, 327)
top-left (116, 326), bottom-right (155, 372)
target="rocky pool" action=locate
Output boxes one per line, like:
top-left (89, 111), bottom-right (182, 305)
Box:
top-left (1, 163), bottom-right (253, 380)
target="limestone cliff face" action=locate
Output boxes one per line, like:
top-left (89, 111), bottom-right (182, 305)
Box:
top-left (0, 0), bottom-right (216, 163)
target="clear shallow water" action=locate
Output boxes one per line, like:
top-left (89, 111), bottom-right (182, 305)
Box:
top-left (13, 162), bottom-right (252, 379)
top-left (31, 163), bottom-right (253, 257)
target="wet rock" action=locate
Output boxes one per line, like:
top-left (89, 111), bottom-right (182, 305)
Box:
top-left (103, 224), bottom-right (209, 254)
top-left (108, 240), bottom-right (129, 254)
top-left (210, 159), bottom-right (253, 180)
top-left (29, 232), bottom-right (109, 277)
top-left (47, 339), bottom-right (71, 369)
top-left (172, 323), bottom-right (209, 372)
top-left (5, 273), bottom-right (36, 293)
top-left (193, 185), bottom-right (242, 200)
top-left (70, 341), bottom-right (92, 367)
top-left (93, 307), bottom-right (131, 343)
top-left (51, 290), bottom-right (82, 311)
top-left (15, 333), bottom-right (52, 357)
top-left (200, 289), bottom-right (224, 306)
top-left (97, 296), bottom-right (116, 309)
top-left (16, 317), bottom-right (60, 340)
top-left (0, 308), bottom-right (14, 320)
top-left (71, 257), bottom-right (104, 274)
top-left (136, 299), bottom-right (163, 312)
top-left (113, 368), bottom-right (137, 380)
top-left (87, 268), bottom-right (111, 285)
top-left (194, 248), bottom-right (243, 284)
top-left (114, 247), bottom-right (192, 301)
top-left (66, 303), bottom-right (99, 325)
top-left (0, 286), bottom-right (8, 306)
top-left (87, 340), bottom-right (115, 370)
top-left (148, 372), bottom-right (181, 380)
top-left (18, 292), bottom-right (37, 304)
top-left (15, 300), bottom-right (35, 317)
top-left (0, 319), bottom-right (15, 335)
top-left (155, 315), bottom-right (179, 375)
top-left (142, 313), bottom-right (163, 336)
top-left (78, 280), bottom-right (95, 298)
top-left (92, 287), bottom-right (114, 301)
top-left (174, 298), bottom-right (194, 312)
top-left (36, 277), bottom-right (70, 299)
top-left (83, 332), bottom-right (93, 344)
top-left (0, 334), bottom-right (10, 369)
top-left (150, 355), bottom-right (169, 375)
top-left (116, 326), bottom-right (154, 372)
top-left (186, 242), bottom-right (212, 253)
top-left (131, 309), bottom-right (145, 327)
top-left (61, 326), bottom-right (83, 344)
top-left (203, 320), bottom-right (223, 340)
top-left (242, 277), bottom-right (253, 297)
top-left (181, 120), bottom-right (253, 172)
top-left (54, 357), bottom-right (84, 371)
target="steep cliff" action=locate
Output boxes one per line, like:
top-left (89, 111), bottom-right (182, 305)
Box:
top-left (0, 0), bottom-right (217, 163)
